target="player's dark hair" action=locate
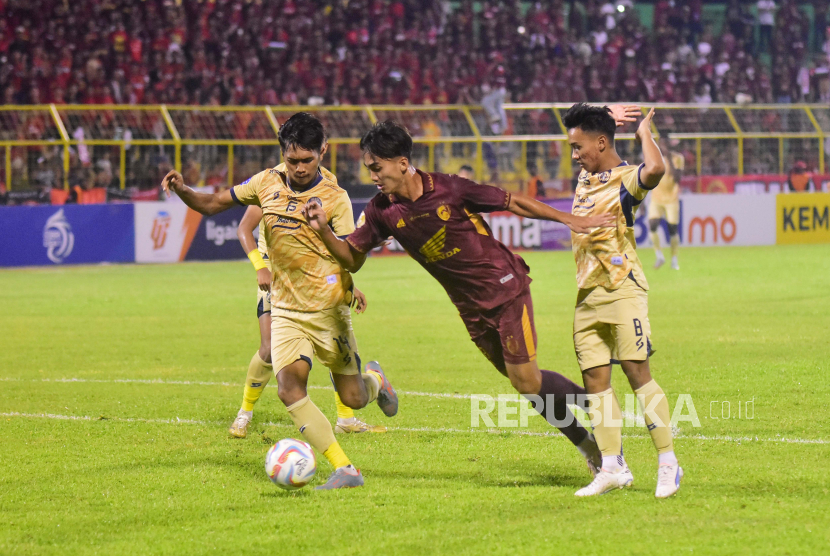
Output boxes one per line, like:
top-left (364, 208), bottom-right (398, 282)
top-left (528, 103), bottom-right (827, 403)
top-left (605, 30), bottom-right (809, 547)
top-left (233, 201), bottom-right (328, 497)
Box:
top-left (360, 120), bottom-right (413, 161)
top-left (459, 164), bottom-right (474, 173)
top-left (278, 112), bottom-right (326, 153)
top-left (562, 103), bottom-right (616, 143)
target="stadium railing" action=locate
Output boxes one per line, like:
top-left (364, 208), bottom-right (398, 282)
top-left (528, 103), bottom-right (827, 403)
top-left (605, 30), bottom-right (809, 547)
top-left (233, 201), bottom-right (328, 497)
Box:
top-left (2, 104), bottom-right (828, 195)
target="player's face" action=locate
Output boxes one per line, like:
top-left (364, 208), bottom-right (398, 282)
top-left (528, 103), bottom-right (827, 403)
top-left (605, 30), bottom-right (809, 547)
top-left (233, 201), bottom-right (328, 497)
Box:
top-left (283, 143), bottom-right (327, 188)
top-left (568, 128), bottom-right (605, 174)
top-left (363, 152), bottom-right (408, 195)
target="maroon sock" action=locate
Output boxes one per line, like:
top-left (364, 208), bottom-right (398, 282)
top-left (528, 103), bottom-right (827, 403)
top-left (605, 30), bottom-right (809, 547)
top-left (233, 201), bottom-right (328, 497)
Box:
top-left (530, 370), bottom-right (590, 446)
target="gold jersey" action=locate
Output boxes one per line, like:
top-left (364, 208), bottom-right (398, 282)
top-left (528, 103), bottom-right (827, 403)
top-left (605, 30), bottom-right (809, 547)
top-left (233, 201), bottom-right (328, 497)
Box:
top-left (651, 151), bottom-right (684, 204)
top-left (231, 164), bottom-right (355, 312)
top-left (571, 162), bottom-right (650, 291)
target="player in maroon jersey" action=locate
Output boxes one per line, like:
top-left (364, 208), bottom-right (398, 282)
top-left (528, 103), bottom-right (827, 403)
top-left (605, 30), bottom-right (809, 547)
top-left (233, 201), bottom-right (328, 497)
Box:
top-left (302, 116), bottom-right (633, 476)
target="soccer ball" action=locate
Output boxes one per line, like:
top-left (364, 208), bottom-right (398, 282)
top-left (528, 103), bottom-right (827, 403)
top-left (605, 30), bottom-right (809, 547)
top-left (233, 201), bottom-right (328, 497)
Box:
top-left (265, 439), bottom-right (316, 490)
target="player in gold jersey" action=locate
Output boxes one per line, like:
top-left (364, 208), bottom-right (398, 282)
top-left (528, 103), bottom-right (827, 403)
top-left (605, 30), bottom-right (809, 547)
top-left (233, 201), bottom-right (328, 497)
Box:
top-left (162, 113), bottom-right (398, 490)
top-left (563, 103), bottom-right (683, 498)
top-left (228, 204), bottom-right (386, 437)
top-left (648, 135), bottom-right (684, 270)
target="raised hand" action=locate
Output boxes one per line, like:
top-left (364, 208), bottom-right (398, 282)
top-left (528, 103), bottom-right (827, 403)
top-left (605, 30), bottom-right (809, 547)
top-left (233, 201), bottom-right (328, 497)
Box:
top-left (161, 170), bottom-right (184, 198)
top-left (636, 107), bottom-right (656, 142)
top-left (607, 104), bottom-right (641, 128)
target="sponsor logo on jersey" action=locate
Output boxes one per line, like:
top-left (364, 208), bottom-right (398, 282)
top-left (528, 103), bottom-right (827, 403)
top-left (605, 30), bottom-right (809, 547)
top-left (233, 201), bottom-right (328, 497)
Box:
top-left (151, 211), bottom-right (171, 250)
top-left (418, 225), bottom-right (460, 263)
top-left (500, 273), bottom-right (514, 284)
top-left (574, 195), bottom-right (596, 210)
top-left (437, 205), bottom-right (451, 221)
top-left (43, 208), bottom-right (74, 264)
top-left (411, 212), bottom-right (430, 221)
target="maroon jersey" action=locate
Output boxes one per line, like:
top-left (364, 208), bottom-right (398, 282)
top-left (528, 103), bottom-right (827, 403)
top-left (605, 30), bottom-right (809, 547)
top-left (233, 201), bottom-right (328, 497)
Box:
top-left (347, 170), bottom-right (531, 312)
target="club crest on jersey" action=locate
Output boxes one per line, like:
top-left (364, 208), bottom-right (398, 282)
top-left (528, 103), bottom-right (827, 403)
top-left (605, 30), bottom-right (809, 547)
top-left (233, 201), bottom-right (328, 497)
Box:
top-left (599, 171), bottom-right (611, 183)
top-left (437, 205), bottom-right (451, 221)
top-left (309, 197), bottom-right (322, 207)
top-left (505, 336), bottom-right (519, 356)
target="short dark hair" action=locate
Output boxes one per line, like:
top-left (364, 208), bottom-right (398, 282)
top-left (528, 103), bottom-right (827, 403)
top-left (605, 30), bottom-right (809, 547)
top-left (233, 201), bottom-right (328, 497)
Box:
top-left (562, 103), bottom-right (616, 143)
top-left (459, 164), bottom-right (474, 173)
top-left (360, 120), bottom-right (413, 160)
top-left (278, 112), bottom-right (326, 153)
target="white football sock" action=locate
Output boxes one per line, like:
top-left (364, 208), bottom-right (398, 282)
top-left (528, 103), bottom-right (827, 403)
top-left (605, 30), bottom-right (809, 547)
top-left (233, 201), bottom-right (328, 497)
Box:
top-left (658, 451), bottom-right (678, 466)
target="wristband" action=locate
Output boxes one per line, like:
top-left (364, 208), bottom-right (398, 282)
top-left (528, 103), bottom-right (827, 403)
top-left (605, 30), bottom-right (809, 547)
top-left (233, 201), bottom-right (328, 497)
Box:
top-left (247, 249), bottom-right (268, 271)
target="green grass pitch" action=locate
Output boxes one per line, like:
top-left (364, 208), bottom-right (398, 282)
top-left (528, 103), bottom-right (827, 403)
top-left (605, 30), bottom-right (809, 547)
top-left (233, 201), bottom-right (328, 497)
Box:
top-left (1, 245), bottom-right (829, 555)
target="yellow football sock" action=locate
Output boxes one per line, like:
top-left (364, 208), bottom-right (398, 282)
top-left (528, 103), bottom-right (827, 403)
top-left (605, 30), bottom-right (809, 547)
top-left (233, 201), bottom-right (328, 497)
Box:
top-left (670, 234), bottom-right (679, 259)
top-left (650, 230), bottom-right (662, 252)
top-left (362, 370), bottom-right (381, 404)
top-left (586, 388), bottom-right (623, 457)
top-left (241, 352), bottom-right (273, 412)
top-left (635, 380), bottom-right (674, 454)
top-left (286, 396), bottom-right (351, 468)
top-left (334, 392), bottom-right (355, 420)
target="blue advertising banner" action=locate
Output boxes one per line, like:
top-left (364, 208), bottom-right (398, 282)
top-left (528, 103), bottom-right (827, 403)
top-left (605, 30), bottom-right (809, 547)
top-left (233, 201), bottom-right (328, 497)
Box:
top-left (0, 204), bottom-right (135, 267)
top-left (183, 205), bottom-right (249, 261)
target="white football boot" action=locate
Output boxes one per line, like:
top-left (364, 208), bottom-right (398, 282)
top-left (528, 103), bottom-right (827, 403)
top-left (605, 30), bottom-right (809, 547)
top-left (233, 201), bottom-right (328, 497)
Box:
top-left (670, 256), bottom-right (680, 270)
top-left (575, 466), bottom-right (634, 497)
top-left (655, 463), bottom-right (683, 498)
top-left (654, 251), bottom-right (666, 269)
top-left (228, 409), bottom-right (252, 438)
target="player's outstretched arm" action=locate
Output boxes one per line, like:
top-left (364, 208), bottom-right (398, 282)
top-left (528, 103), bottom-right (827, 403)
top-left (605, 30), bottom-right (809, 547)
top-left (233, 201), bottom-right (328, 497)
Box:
top-left (161, 170), bottom-right (236, 216)
top-left (301, 201), bottom-right (368, 273)
top-left (636, 109), bottom-right (666, 188)
top-left (238, 205), bottom-right (270, 292)
top-left (507, 193), bottom-right (615, 234)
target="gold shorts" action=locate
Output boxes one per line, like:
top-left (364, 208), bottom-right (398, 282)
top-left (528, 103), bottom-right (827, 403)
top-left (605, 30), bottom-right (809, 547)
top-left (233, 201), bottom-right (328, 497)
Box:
top-left (647, 200), bottom-right (680, 225)
top-left (573, 278), bottom-right (653, 371)
top-left (270, 305), bottom-right (360, 375)
top-left (256, 288), bottom-right (271, 318)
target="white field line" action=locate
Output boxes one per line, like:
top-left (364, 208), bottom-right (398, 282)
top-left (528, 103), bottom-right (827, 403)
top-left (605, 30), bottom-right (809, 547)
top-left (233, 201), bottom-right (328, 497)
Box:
top-left (0, 376), bottom-right (471, 400)
top-left (0, 376), bottom-right (647, 426)
top-left (1, 411), bottom-right (828, 446)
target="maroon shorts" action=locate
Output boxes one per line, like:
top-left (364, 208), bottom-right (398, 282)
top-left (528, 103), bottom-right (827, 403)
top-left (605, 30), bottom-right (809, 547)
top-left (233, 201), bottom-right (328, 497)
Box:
top-left (458, 285), bottom-right (537, 375)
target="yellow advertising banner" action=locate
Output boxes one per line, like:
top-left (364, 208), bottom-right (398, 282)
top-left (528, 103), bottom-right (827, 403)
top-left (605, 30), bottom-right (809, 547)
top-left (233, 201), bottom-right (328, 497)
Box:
top-left (776, 193), bottom-right (830, 245)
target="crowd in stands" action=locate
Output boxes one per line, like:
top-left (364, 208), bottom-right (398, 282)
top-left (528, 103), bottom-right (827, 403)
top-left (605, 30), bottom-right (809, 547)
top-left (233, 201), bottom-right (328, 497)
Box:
top-left (1, 0), bottom-right (829, 108)
top-left (2, 0), bottom-right (829, 201)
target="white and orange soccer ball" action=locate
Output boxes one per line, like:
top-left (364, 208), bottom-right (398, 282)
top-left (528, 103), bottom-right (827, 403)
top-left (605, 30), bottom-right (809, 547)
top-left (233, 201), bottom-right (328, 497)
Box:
top-left (265, 439), bottom-right (316, 490)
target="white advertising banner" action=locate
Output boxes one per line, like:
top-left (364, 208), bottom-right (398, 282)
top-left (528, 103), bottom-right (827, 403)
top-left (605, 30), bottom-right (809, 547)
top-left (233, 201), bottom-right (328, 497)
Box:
top-left (134, 201), bottom-right (200, 263)
top-left (678, 194), bottom-right (776, 247)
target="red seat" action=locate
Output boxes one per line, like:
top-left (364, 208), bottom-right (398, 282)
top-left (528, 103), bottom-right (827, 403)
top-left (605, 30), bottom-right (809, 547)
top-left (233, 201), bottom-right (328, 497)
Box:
top-left (50, 188), bottom-right (69, 205)
top-left (81, 188), bottom-right (107, 204)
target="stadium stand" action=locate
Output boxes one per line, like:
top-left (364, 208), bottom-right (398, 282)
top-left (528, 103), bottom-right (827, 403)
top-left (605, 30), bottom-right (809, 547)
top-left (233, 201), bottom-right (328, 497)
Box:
top-left (0, 0), bottom-right (828, 107)
top-left (1, 1), bottom-right (829, 202)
